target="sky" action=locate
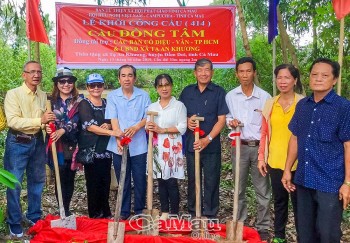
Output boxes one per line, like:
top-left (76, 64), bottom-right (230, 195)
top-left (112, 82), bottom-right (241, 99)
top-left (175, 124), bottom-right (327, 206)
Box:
top-left (41, 0), bottom-right (214, 22)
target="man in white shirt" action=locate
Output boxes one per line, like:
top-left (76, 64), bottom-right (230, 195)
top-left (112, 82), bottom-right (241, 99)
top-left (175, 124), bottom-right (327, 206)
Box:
top-left (226, 57), bottom-right (271, 241)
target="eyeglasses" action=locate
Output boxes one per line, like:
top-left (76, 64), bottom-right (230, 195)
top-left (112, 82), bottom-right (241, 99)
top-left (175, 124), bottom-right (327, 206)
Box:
top-left (157, 83), bottom-right (171, 89)
top-left (88, 83), bottom-right (104, 89)
top-left (24, 70), bottom-right (42, 76)
top-left (57, 79), bottom-right (74, 85)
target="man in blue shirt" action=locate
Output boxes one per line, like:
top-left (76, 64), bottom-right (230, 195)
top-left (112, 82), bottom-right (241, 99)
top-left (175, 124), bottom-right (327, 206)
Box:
top-left (282, 58), bottom-right (350, 242)
top-left (179, 58), bottom-right (228, 218)
top-left (105, 64), bottom-right (151, 220)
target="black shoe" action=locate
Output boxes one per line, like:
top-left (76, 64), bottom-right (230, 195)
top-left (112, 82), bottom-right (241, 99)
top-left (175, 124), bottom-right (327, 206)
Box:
top-left (258, 230), bottom-right (270, 242)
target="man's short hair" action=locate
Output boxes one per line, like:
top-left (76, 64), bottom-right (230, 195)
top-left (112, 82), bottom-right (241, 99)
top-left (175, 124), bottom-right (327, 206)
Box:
top-left (118, 64), bottom-right (137, 78)
top-left (194, 58), bottom-right (213, 70)
top-left (23, 61), bottom-right (41, 71)
top-left (310, 58), bottom-right (340, 79)
top-left (236, 57), bottom-right (256, 71)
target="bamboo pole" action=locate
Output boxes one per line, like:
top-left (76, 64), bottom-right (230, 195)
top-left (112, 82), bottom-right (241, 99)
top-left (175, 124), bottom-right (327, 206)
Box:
top-left (337, 18), bottom-right (344, 96)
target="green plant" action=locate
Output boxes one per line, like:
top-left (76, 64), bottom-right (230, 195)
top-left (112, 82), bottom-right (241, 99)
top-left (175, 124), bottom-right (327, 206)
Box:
top-left (0, 169), bottom-right (19, 189)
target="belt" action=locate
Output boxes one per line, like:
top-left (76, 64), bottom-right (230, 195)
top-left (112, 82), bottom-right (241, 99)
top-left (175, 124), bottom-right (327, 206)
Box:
top-left (241, 139), bottom-right (260, 147)
top-left (9, 128), bottom-right (42, 139)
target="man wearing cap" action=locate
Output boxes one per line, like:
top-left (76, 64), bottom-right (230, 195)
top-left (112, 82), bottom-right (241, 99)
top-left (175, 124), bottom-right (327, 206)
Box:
top-left (4, 61), bottom-right (55, 238)
top-left (105, 64), bottom-right (151, 220)
top-left (47, 67), bottom-right (83, 217)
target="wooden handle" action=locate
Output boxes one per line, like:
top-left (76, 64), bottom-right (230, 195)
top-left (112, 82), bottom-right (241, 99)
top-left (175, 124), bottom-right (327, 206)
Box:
top-left (146, 113), bottom-right (158, 210)
top-left (47, 100), bottom-right (66, 219)
top-left (232, 125), bottom-right (243, 221)
top-left (194, 118), bottom-right (204, 218)
top-left (114, 145), bottom-right (128, 236)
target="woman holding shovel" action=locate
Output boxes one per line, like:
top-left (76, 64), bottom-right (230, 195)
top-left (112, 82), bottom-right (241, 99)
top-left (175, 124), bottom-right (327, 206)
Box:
top-left (257, 64), bottom-right (303, 243)
top-left (78, 73), bottom-right (122, 219)
top-left (146, 74), bottom-right (187, 220)
top-left (47, 67), bottom-right (83, 217)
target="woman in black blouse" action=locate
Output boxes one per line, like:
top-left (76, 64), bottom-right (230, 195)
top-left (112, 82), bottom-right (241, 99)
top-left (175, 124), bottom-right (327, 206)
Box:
top-left (78, 73), bottom-right (122, 218)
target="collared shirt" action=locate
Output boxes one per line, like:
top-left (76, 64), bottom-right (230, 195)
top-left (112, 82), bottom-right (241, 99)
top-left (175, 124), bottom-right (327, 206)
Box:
top-left (226, 84), bottom-right (271, 140)
top-left (179, 82), bottom-right (229, 153)
top-left (105, 87), bottom-right (151, 156)
top-left (289, 90), bottom-right (350, 193)
top-left (4, 82), bottom-right (46, 134)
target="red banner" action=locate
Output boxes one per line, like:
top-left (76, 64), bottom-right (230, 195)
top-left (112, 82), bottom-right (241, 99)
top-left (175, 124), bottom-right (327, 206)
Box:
top-left (56, 3), bottom-right (236, 69)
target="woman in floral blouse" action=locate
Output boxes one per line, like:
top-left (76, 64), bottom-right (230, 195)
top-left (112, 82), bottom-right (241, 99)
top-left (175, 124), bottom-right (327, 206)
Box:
top-left (47, 67), bottom-right (83, 216)
top-left (146, 74), bottom-right (187, 220)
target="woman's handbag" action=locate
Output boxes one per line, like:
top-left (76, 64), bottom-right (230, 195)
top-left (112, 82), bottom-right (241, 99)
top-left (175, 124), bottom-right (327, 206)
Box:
top-left (76, 146), bottom-right (95, 165)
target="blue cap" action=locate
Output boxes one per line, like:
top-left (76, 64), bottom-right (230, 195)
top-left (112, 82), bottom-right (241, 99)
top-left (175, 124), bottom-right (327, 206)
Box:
top-left (86, 73), bottom-right (104, 84)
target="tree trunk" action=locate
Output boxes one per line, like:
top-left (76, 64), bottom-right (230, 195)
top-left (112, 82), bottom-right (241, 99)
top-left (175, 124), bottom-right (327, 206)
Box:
top-left (277, 7), bottom-right (299, 69)
top-left (235, 0), bottom-right (252, 57)
top-left (312, 15), bottom-right (318, 59)
top-left (277, 7), bottom-right (288, 63)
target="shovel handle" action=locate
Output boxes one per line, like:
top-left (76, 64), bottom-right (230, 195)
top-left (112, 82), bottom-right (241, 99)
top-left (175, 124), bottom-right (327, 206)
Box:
top-left (233, 124), bottom-right (244, 222)
top-left (146, 112), bottom-right (158, 210)
top-left (194, 117), bottom-right (204, 218)
top-left (114, 145), bottom-right (128, 237)
top-left (46, 101), bottom-right (66, 219)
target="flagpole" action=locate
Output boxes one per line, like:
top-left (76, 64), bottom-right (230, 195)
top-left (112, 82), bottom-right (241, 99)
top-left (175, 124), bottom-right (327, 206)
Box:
top-left (272, 38), bottom-right (276, 96)
top-left (337, 17), bottom-right (344, 95)
top-left (28, 39), bottom-right (31, 61)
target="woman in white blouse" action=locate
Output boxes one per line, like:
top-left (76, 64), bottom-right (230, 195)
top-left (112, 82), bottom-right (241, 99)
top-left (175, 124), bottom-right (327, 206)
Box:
top-left (146, 74), bottom-right (187, 220)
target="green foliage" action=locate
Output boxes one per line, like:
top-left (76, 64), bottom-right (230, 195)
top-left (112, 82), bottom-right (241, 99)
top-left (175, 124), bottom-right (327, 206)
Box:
top-left (0, 169), bottom-right (19, 190)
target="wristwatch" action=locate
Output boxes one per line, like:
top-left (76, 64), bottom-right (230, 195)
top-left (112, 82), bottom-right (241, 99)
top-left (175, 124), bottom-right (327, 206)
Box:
top-left (208, 134), bottom-right (213, 142)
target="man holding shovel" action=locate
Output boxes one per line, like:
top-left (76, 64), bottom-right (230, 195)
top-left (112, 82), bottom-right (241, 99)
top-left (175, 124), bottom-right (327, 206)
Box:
top-left (4, 61), bottom-right (55, 238)
top-left (282, 58), bottom-right (350, 242)
top-left (225, 57), bottom-right (271, 241)
top-left (179, 58), bottom-right (228, 219)
top-left (106, 64), bottom-right (151, 220)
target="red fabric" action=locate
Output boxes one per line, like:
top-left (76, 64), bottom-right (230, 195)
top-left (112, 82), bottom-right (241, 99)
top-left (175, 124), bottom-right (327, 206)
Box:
top-left (120, 136), bottom-right (131, 146)
top-left (193, 127), bottom-right (205, 137)
top-left (333, 0), bottom-right (350, 20)
top-left (26, 0), bottom-right (49, 44)
top-left (29, 215), bottom-right (263, 243)
top-left (46, 123), bottom-right (56, 151)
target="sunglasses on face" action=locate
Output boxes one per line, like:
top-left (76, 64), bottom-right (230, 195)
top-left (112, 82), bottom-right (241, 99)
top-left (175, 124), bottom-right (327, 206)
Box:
top-left (88, 83), bottom-right (104, 89)
top-left (57, 79), bottom-right (74, 85)
top-left (157, 83), bottom-right (171, 89)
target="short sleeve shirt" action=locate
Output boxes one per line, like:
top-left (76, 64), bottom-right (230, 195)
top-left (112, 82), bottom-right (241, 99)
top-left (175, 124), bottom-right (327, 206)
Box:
top-left (289, 90), bottom-right (350, 193)
top-left (105, 87), bottom-right (151, 156)
top-left (179, 82), bottom-right (229, 153)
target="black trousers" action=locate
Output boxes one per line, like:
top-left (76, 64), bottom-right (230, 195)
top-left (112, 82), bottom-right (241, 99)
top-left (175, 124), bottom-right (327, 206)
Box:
top-left (158, 178), bottom-right (180, 214)
top-left (186, 152), bottom-right (221, 217)
top-left (84, 157), bottom-right (112, 218)
top-left (54, 159), bottom-right (76, 216)
top-left (269, 166), bottom-right (297, 239)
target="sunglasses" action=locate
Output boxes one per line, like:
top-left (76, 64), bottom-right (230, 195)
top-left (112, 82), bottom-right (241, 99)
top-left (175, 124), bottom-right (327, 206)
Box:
top-left (57, 79), bottom-right (74, 85)
top-left (88, 83), bottom-right (104, 89)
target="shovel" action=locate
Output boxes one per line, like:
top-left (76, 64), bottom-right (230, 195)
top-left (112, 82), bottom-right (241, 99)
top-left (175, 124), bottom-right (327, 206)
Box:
top-left (190, 116), bottom-right (207, 238)
top-left (46, 101), bottom-right (77, 230)
top-left (142, 111), bottom-right (159, 236)
top-left (107, 143), bottom-right (129, 243)
top-left (219, 124), bottom-right (246, 243)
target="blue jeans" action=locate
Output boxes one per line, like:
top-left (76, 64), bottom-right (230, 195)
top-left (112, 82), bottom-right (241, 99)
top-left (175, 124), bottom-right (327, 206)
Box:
top-left (297, 185), bottom-right (342, 243)
top-left (4, 131), bottom-right (46, 225)
top-left (113, 152), bottom-right (146, 218)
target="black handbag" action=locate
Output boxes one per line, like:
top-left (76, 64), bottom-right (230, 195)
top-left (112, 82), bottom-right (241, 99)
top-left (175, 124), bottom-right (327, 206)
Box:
top-left (76, 146), bottom-right (95, 165)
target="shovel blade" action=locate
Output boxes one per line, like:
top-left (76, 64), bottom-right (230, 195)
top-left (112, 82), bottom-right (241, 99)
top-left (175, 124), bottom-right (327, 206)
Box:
top-left (107, 221), bottom-right (125, 243)
top-left (51, 215), bottom-right (77, 230)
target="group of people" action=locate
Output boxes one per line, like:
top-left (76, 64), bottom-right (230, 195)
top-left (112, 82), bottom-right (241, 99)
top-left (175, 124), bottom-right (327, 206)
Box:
top-left (2, 57), bottom-right (350, 243)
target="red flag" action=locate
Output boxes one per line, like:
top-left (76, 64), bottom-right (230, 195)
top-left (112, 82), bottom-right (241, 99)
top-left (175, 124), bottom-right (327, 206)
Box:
top-left (333, 0), bottom-right (350, 20)
top-left (26, 0), bottom-right (49, 44)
